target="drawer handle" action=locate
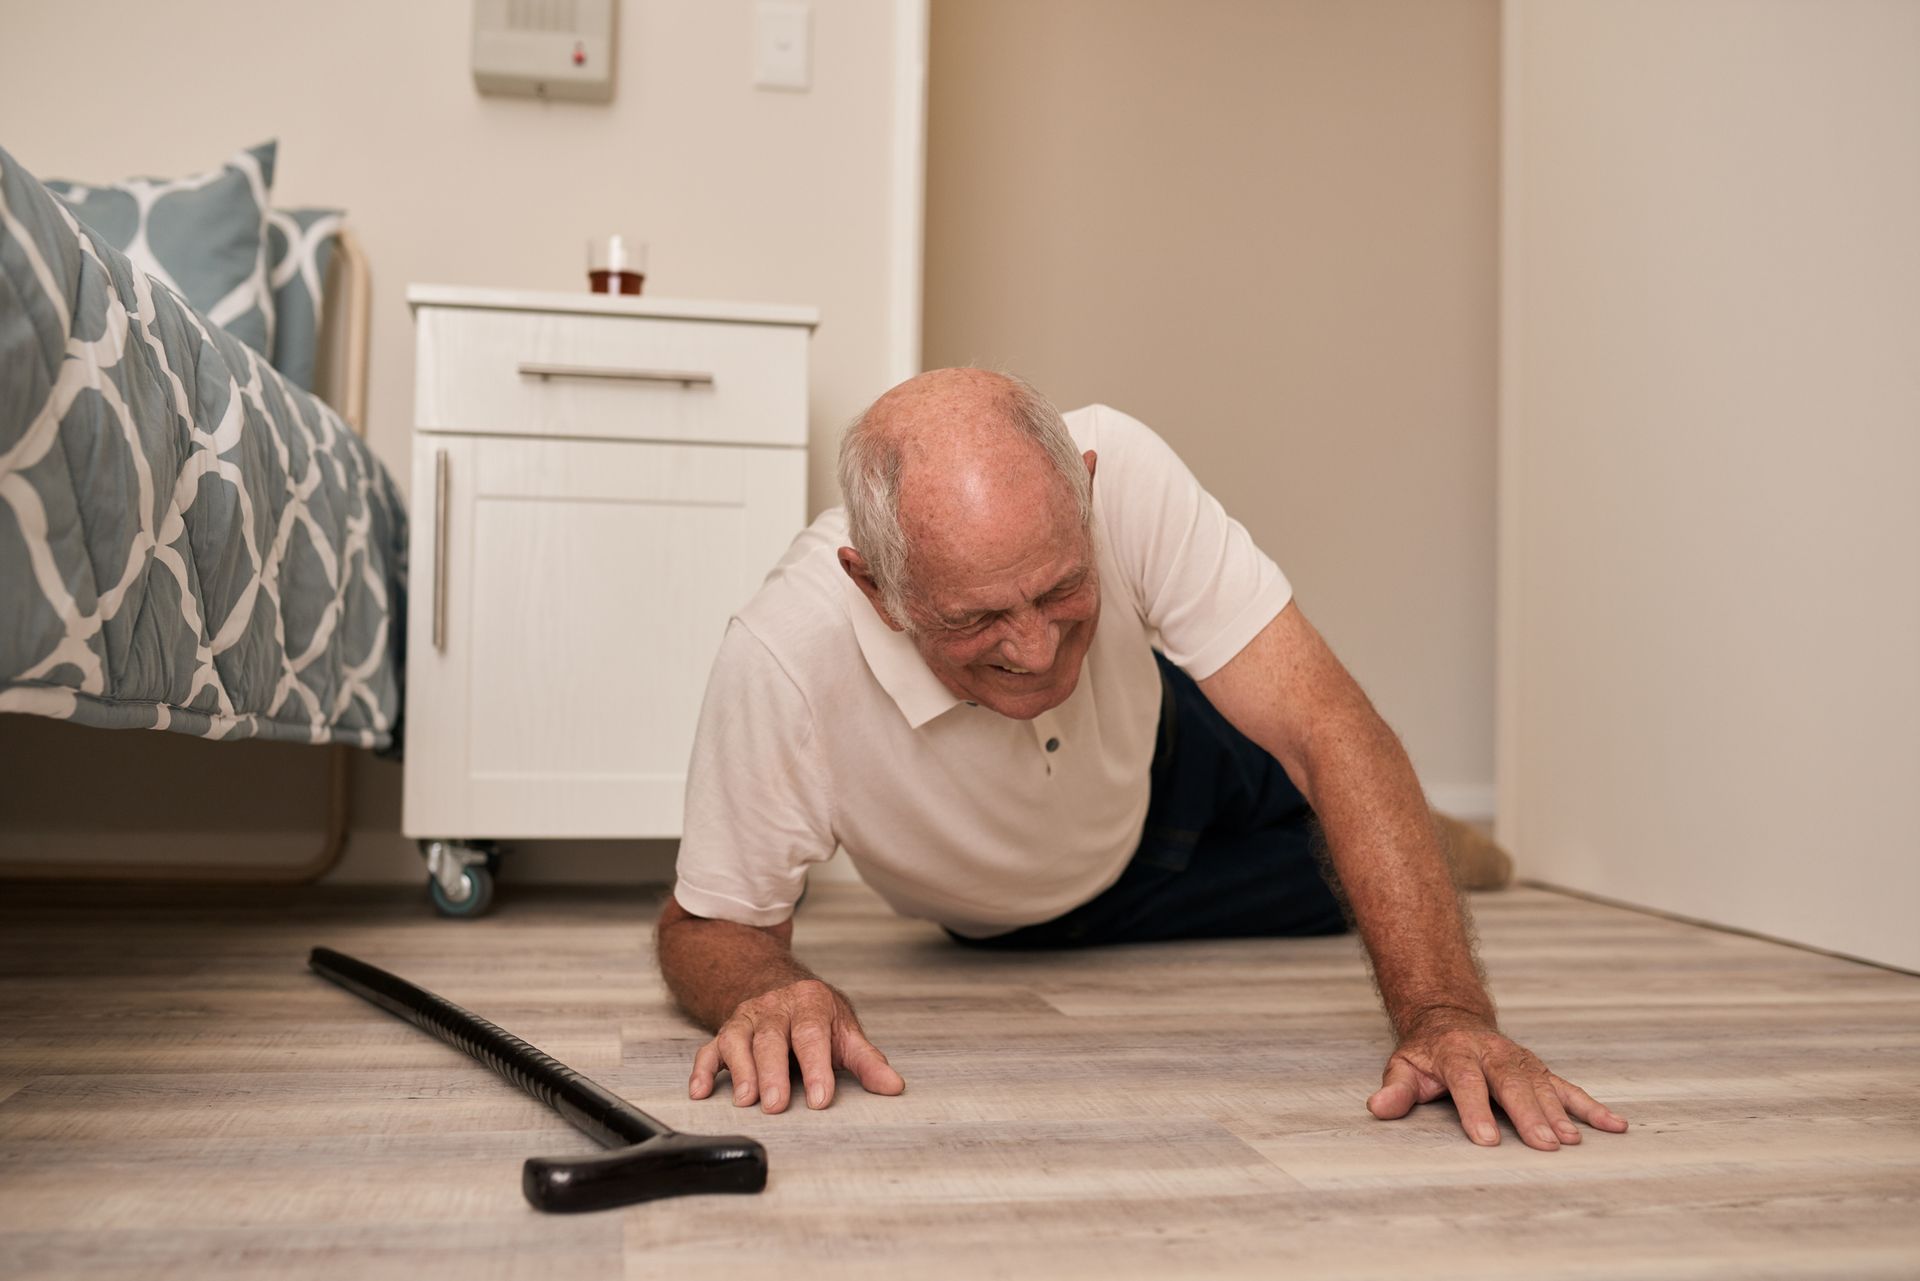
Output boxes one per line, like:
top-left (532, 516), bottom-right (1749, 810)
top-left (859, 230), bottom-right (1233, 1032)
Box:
top-left (517, 362), bottom-right (715, 387)
top-left (432, 448), bottom-right (449, 653)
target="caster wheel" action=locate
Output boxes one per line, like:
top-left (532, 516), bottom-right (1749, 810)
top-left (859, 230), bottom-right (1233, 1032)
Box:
top-left (429, 863), bottom-right (494, 918)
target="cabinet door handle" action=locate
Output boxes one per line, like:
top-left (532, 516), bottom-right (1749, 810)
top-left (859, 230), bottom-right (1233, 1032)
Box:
top-left (432, 448), bottom-right (449, 653)
top-left (517, 361), bottom-right (715, 387)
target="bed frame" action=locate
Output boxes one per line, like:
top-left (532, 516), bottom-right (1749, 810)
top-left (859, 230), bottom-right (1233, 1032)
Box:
top-left (0, 227), bottom-right (374, 884)
top-left (289, 224), bottom-right (373, 884)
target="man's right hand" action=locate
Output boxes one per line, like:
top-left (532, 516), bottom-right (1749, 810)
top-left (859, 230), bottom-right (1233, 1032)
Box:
top-left (689, 978), bottom-right (905, 1112)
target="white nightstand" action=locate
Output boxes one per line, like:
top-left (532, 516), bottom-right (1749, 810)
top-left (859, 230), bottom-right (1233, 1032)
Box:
top-left (400, 285), bottom-right (817, 914)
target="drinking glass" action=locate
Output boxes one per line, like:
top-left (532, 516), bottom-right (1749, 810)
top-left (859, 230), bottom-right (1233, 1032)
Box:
top-left (587, 235), bottom-right (646, 295)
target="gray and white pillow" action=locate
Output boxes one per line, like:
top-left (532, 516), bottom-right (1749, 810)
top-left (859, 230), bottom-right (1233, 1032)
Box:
top-left (268, 206), bottom-right (344, 393)
top-left (44, 141), bottom-right (278, 357)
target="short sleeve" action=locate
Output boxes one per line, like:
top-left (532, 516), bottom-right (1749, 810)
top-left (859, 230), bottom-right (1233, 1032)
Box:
top-left (1085, 405), bottom-right (1293, 680)
top-left (672, 620), bottom-right (837, 926)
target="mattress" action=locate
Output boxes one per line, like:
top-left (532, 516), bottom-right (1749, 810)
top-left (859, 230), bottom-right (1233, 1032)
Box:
top-left (0, 145), bottom-right (406, 749)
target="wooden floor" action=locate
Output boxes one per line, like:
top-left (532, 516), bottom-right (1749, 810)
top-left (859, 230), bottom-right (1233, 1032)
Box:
top-left (1, 879), bottom-right (1916, 1280)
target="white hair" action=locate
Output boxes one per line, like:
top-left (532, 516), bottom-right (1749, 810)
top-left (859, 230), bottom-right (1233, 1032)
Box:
top-left (838, 373), bottom-right (1091, 625)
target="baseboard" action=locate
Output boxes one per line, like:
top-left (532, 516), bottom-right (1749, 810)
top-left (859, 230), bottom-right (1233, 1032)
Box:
top-left (3, 785), bottom-right (1496, 887)
top-left (331, 834), bottom-right (861, 889)
top-left (0, 829), bottom-right (688, 887)
top-left (326, 833), bottom-right (684, 885)
top-left (1523, 879), bottom-right (1920, 979)
top-left (0, 830), bottom-right (333, 877)
top-left (1426, 783), bottom-right (1496, 822)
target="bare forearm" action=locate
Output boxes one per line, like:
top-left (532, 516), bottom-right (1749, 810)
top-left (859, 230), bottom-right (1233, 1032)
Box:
top-left (656, 912), bottom-right (819, 1031)
top-left (1302, 706), bottom-right (1494, 1037)
top-left (1199, 605), bottom-right (1624, 1150)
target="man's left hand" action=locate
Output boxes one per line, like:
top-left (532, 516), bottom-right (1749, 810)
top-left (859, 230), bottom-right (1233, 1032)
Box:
top-left (1366, 1013), bottom-right (1629, 1150)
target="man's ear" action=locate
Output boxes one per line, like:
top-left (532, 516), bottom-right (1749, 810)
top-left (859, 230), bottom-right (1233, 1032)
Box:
top-left (1083, 449), bottom-right (1098, 492)
top-left (838, 547), bottom-right (907, 633)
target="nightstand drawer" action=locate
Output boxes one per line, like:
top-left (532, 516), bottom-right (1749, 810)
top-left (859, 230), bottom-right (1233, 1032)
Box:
top-left (414, 306), bottom-right (809, 447)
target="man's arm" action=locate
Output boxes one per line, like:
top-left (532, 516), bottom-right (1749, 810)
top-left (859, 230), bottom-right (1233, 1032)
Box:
top-left (656, 894), bottom-right (904, 1114)
top-left (1199, 601), bottom-right (1626, 1149)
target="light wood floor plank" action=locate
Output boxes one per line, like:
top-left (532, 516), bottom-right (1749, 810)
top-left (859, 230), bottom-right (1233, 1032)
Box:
top-left (1, 882), bottom-right (1915, 1279)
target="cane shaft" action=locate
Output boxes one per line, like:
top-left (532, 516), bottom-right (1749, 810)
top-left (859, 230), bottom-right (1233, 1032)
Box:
top-left (309, 946), bottom-right (670, 1147)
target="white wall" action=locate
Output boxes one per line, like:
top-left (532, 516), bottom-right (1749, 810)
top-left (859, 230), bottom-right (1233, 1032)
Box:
top-left (0, 0), bottom-right (911, 882)
top-left (1499, 0), bottom-right (1920, 970)
top-left (924, 0), bottom-right (1501, 817)
top-left (0, 0), bottom-right (900, 513)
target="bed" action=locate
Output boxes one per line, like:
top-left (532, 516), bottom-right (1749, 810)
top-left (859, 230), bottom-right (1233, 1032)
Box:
top-left (0, 141), bottom-right (406, 878)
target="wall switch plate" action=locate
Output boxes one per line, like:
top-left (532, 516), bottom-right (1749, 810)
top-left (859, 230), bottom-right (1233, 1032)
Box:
top-left (754, 0), bottom-right (811, 92)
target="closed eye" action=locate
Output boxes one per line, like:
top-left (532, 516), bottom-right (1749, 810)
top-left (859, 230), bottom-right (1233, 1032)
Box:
top-left (940, 572), bottom-right (1085, 631)
top-left (1041, 575), bottom-right (1086, 604)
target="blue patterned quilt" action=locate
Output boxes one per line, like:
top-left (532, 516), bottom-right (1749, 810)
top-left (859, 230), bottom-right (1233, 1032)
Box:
top-left (0, 145), bottom-right (405, 749)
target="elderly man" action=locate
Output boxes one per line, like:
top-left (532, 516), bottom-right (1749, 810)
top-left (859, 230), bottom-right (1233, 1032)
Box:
top-left (657, 369), bottom-right (1626, 1151)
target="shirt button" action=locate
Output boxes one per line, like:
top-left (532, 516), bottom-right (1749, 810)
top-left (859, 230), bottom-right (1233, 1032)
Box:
top-left (1045, 737), bottom-right (1060, 752)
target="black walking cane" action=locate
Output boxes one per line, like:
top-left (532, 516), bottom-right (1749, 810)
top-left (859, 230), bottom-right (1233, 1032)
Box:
top-left (310, 947), bottom-right (767, 1212)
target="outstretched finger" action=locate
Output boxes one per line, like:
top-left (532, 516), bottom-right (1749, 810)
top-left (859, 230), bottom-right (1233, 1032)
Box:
top-left (1438, 1056), bottom-right (1500, 1146)
top-left (836, 1025), bottom-right (905, 1096)
top-left (753, 1025), bottom-right (794, 1113)
top-left (789, 1015), bottom-right (837, 1110)
top-left (1552, 1075), bottom-right (1629, 1133)
top-left (715, 1022), bottom-right (757, 1107)
top-left (1535, 1080), bottom-right (1581, 1145)
top-left (1489, 1066), bottom-right (1561, 1151)
top-left (689, 1039), bottom-right (723, 1100)
top-left (1368, 1057), bottom-right (1426, 1119)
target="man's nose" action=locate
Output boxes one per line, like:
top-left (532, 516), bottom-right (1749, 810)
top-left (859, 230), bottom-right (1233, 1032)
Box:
top-left (998, 609), bottom-right (1059, 671)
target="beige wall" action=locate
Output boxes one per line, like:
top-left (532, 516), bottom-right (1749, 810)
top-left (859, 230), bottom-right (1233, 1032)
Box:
top-left (1499, 1), bottom-right (1920, 970)
top-left (0, 0), bottom-right (904, 882)
top-left (924, 0), bottom-right (1501, 813)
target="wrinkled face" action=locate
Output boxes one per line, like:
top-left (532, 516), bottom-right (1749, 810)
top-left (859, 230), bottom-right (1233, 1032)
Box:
top-left (898, 509), bottom-right (1102, 721)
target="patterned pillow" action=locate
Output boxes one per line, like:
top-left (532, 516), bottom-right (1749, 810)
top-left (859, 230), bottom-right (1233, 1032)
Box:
top-left (267, 207), bottom-right (344, 393)
top-left (43, 141), bottom-right (278, 357)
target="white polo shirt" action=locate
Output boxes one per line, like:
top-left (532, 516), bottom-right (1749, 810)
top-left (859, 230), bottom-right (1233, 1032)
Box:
top-left (671, 404), bottom-right (1292, 938)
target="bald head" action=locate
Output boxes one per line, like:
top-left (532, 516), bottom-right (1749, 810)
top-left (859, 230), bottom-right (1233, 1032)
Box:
top-left (838, 370), bottom-right (1092, 622)
top-left (837, 371), bottom-right (1104, 718)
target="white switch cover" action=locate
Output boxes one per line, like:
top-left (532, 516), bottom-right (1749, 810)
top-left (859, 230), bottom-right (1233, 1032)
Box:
top-left (754, 0), bottom-right (811, 92)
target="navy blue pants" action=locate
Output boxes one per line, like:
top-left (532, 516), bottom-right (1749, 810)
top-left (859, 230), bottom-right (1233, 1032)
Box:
top-left (950, 653), bottom-right (1350, 949)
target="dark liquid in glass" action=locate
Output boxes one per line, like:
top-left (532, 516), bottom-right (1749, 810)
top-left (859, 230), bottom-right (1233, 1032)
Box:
top-left (589, 269), bottom-right (645, 295)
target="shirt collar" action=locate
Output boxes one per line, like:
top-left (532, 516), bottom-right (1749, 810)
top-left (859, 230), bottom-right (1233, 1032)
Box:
top-left (840, 569), bottom-right (966, 729)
